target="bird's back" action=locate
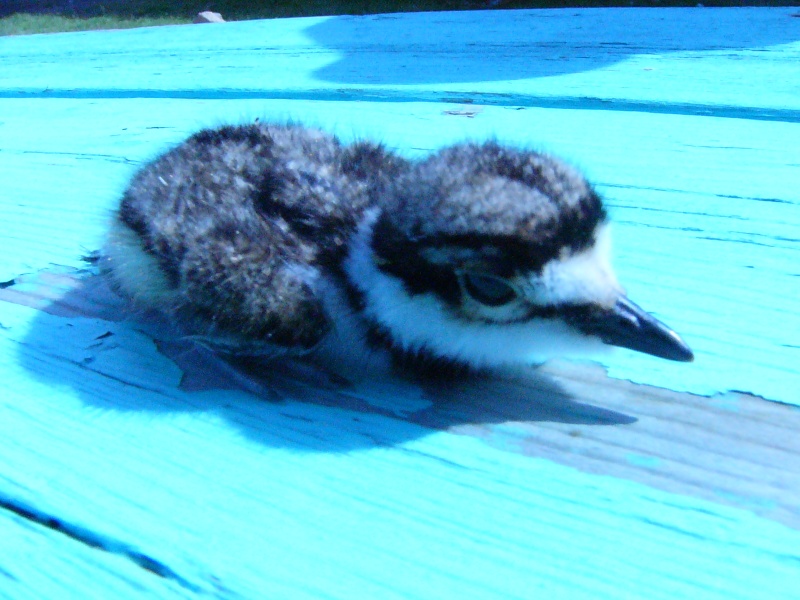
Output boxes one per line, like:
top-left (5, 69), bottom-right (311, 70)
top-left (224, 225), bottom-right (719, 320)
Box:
top-left (105, 122), bottom-right (406, 351)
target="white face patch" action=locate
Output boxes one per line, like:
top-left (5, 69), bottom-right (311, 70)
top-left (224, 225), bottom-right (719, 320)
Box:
top-left (521, 224), bottom-right (621, 308)
top-left (344, 210), bottom-right (612, 369)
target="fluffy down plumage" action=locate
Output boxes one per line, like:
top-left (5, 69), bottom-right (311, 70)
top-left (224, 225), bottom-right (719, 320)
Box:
top-left (103, 123), bottom-right (692, 378)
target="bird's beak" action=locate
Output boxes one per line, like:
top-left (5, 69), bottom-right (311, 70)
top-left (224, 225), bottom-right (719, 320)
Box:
top-left (576, 296), bottom-right (694, 362)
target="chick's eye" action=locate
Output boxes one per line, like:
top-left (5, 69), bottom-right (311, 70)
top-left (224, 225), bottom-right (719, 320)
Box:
top-left (460, 272), bottom-right (517, 307)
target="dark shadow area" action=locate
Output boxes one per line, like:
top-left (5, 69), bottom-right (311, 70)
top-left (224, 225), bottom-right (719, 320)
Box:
top-left (305, 7), bottom-right (800, 86)
top-left (9, 267), bottom-right (635, 455)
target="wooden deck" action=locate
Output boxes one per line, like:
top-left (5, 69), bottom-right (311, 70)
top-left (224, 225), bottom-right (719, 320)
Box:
top-left (1, 7), bottom-right (799, 599)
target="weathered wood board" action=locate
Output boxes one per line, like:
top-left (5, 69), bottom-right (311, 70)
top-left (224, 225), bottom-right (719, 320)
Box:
top-left (1, 7), bottom-right (799, 600)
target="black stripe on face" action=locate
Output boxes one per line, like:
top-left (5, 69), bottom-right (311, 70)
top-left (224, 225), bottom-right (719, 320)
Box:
top-left (370, 214), bottom-right (463, 306)
top-left (369, 219), bottom-right (614, 328)
top-left (370, 213), bottom-right (595, 306)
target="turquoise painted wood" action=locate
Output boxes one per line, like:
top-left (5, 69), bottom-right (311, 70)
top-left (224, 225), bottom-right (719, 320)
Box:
top-left (1, 8), bottom-right (799, 600)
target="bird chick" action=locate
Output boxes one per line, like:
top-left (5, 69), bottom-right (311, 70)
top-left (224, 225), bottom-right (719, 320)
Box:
top-left (103, 124), bottom-right (692, 381)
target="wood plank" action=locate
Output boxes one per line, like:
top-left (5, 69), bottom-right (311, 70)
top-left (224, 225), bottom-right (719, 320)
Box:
top-left (2, 286), bottom-right (800, 599)
top-left (0, 298), bottom-right (800, 598)
top-left (1, 9), bottom-right (799, 599)
top-left (0, 8), bottom-right (799, 119)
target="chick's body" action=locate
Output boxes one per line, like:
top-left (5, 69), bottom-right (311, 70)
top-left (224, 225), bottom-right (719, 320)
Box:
top-left (105, 123), bottom-right (406, 355)
top-left (104, 122), bottom-right (692, 381)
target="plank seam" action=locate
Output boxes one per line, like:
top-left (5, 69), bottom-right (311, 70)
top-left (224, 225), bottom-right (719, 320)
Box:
top-left (1, 90), bottom-right (799, 123)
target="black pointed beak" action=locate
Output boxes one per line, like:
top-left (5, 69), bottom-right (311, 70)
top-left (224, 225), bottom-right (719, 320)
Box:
top-left (572, 296), bottom-right (694, 362)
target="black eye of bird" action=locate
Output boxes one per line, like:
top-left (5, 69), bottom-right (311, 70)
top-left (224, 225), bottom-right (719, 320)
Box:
top-left (460, 272), bottom-right (518, 307)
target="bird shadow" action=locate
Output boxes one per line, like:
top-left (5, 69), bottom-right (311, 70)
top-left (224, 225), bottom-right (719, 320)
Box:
top-left (8, 266), bottom-right (636, 454)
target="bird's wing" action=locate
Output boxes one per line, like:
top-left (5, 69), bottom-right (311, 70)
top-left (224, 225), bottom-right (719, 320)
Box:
top-left (107, 125), bottom-right (340, 356)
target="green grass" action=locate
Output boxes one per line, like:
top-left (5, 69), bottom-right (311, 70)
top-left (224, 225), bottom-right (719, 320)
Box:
top-left (74, 1), bottom-right (505, 20)
top-left (0, 2), bottom-right (490, 37)
top-left (0, 13), bottom-right (186, 36)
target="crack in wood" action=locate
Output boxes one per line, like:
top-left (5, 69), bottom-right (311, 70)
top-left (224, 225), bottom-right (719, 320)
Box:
top-left (0, 493), bottom-right (201, 593)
